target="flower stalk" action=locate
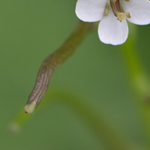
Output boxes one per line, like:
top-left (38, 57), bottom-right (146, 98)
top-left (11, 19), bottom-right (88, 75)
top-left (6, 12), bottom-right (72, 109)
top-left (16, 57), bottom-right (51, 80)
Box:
top-left (120, 23), bottom-right (150, 148)
top-left (41, 90), bottom-right (135, 150)
top-left (13, 89), bottom-right (136, 150)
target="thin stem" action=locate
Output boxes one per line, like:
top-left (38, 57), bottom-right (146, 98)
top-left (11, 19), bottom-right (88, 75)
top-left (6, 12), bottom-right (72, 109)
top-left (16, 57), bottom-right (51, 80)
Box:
top-left (25, 21), bottom-right (95, 113)
top-left (121, 24), bottom-right (150, 95)
top-left (120, 23), bottom-right (150, 148)
top-left (44, 90), bottom-right (135, 150)
top-left (12, 89), bottom-right (135, 150)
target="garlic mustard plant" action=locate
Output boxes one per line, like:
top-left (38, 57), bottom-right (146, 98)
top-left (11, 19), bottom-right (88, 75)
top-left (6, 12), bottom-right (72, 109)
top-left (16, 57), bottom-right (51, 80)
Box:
top-left (75, 0), bottom-right (150, 45)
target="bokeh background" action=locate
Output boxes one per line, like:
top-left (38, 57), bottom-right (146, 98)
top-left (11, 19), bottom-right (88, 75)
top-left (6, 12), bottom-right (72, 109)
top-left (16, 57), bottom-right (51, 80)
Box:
top-left (0, 0), bottom-right (150, 150)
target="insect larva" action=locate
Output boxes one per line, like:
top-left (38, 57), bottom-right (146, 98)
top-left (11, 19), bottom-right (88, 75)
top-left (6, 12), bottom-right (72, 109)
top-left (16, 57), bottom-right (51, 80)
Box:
top-left (24, 21), bottom-right (95, 114)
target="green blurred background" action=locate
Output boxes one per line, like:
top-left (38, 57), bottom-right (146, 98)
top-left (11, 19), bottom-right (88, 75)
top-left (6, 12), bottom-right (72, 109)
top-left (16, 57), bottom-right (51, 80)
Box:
top-left (0, 0), bottom-right (150, 150)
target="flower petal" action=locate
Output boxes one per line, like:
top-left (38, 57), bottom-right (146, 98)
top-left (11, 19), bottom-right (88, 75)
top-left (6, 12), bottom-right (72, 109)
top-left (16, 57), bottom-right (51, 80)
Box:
top-left (75, 0), bottom-right (107, 22)
top-left (121, 0), bottom-right (150, 25)
top-left (98, 9), bottom-right (129, 45)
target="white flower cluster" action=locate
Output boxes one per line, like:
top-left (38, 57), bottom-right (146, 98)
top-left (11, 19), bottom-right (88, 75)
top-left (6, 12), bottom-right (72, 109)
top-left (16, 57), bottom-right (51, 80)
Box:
top-left (75, 0), bottom-right (150, 45)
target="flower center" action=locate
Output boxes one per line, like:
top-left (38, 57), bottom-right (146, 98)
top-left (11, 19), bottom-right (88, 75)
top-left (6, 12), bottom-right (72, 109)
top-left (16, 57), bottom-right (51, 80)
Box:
top-left (104, 0), bottom-right (131, 22)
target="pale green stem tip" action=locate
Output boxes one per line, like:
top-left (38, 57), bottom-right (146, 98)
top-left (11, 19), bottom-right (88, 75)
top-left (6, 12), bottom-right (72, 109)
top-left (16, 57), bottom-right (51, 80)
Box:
top-left (24, 101), bottom-right (36, 114)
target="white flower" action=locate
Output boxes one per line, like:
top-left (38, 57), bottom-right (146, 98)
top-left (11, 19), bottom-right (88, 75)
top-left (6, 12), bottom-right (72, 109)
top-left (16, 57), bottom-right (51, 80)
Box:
top-left (75, 0), bottom-right (150, 45)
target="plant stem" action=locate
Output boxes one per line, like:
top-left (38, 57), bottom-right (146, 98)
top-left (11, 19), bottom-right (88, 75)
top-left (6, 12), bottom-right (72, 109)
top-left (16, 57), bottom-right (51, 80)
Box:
top-left (14, 89), bottom-right (134, 150)
top-left (120, 23), bottom-right (150, 148)
top-left (43, 90), bottom-right (134, 150)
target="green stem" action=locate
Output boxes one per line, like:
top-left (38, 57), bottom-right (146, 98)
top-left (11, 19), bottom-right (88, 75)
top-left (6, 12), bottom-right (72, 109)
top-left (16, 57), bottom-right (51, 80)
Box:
top-left (120, 23), bottom-right (150, 148)
top-left (12, 21), bottom-right (146, 150)
top-left (121, 24), bottom-right (150, 95)
top-left (44, 90), bottom-right (134, 150)
top-left (12, 89), bottom-right (134, 150)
